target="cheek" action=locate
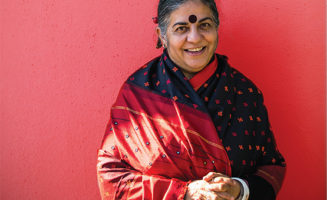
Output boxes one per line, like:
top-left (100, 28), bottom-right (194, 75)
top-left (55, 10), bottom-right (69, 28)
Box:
top-left (168, 35), bottom-right (186, 50)
top-left (205, 31), bottom-right (218, 43)
top-left (206, 33), bottom-right (218, 49)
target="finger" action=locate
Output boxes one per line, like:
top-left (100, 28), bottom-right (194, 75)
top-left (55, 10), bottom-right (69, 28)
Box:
top-left (196, 190), bottom-right (207, 200)
top-left (191, 192), bottom-right (203, 200)
top-left (197, 189), bottom-right (219, 200)
top-left (212, 177), bottom-right (234, 185)
top-left (203, 172), bottom-right (228, 182)
top-left (207, 182), bottom-right (230, 192)
top-left (217, 192), bottom-right (235, 200)
top-left (212, 177), bottom-right (225, 183)
top-left (203, 172), bottom-right (215, 181)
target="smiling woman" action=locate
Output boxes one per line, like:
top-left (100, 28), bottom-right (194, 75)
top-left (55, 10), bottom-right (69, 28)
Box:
top-left (97, 0), bottom-right (286, 200)
top-left (157, 0), bottom-right (219, 79)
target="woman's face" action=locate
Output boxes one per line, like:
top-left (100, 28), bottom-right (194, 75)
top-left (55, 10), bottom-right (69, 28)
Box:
top-left (161, 0), bottom-right (218, 74)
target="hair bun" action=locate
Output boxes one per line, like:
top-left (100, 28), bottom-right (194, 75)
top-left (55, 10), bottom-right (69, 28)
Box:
top-left (152, 17), bottom-right (158, 24)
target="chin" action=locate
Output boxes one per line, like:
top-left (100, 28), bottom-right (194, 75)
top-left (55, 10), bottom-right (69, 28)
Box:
top-left (186, 64), bottom-right (207, 72)
top-left (187, 60), bottom-right (210, 71)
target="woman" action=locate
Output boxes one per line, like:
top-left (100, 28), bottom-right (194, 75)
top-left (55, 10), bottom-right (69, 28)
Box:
top-left (97, 0), bottom-right (286, 199)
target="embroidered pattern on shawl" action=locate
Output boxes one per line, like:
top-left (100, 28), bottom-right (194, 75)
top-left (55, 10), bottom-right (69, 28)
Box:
top-left (97, 51), bottom-right (286, 199)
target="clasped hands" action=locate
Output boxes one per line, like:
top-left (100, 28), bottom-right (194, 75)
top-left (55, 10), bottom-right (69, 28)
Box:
top-left (184, 172), bottom-right (241, 200)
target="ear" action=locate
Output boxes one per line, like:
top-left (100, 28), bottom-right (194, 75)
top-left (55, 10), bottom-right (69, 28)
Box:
top-left (156, 27), bottom-right (167, 47)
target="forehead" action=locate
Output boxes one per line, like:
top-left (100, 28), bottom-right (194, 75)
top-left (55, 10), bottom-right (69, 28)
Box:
top-left (168, 0), bottom-right (212, 24)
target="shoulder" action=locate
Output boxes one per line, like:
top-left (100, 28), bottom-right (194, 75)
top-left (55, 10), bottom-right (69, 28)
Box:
top-left (125, 55), bottom-right (162, 85)
top-left (217, 54), bottom-right (263, 98)
top-left (233, 68), bottom-right (262, 96)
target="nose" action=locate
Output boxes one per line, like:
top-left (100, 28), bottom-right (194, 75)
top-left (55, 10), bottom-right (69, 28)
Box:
top-left (187, 27), bottom-right (202, 43)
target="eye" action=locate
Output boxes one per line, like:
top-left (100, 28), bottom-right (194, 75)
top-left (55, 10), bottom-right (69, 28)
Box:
top-left (175, 26), bottom-right (188, 33)
top-left (200, 23), bottom-right (212, 30)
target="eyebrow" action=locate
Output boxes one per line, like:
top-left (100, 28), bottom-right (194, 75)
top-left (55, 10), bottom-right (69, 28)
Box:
top-left (172, 17), bottom-right (213, 28)
top-left (172, 22), bottom-right (188, 28)
top-left (199, 17), bottom-right (213, 23)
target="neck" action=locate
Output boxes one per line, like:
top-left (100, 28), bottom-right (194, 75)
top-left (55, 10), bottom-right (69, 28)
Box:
top-left (181, 70), bottom-right (196, 80)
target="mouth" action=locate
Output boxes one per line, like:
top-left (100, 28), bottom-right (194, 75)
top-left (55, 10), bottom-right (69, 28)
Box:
top-left (184, 46), bottom-right (206, 55)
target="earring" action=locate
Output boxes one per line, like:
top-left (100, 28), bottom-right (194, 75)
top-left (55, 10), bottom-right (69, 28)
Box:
top-left (162, 41), bottom-right (167, 48)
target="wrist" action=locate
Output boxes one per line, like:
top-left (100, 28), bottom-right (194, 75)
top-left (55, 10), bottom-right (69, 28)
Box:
top-left (232, 177), bottom-right (250, 200)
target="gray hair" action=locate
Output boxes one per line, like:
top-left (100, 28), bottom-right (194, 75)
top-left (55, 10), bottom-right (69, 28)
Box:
top-left (156, 0), bottom-right (220, 48)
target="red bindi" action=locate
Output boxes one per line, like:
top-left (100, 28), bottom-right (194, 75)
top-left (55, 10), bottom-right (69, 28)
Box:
top-left (189, 15), bottom-right (197, 23)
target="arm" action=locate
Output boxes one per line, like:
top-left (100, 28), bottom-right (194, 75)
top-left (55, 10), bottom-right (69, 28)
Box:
top-left (97, 122), bottom-right (189, 200)
top-left (243, 91), bottom-right (286, 200)
top-left (97, 150), bottom-right (188, 200)
top-left (201, 91), bottom-right (286, 200)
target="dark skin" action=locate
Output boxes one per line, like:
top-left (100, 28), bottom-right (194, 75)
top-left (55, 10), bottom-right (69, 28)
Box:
top-left (156, 1), bottom-right (242, 200)
top-left (185, 172), bottom-right (241, 200)
top-left (156, 0), bottom-right (219, 78)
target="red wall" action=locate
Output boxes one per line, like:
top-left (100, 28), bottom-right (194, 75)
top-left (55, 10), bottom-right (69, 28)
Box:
top-left (1, 0), bottom-right (325, 199)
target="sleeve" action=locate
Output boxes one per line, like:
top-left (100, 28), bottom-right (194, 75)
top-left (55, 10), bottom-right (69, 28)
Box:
top-left (243, 91), bottom-right (286, 200)
top-left (96, 119), bottom-right (189, 200)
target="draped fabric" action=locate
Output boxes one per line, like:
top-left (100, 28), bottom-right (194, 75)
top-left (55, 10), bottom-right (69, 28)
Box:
top-left (97, 51), bottom-right (286, 200)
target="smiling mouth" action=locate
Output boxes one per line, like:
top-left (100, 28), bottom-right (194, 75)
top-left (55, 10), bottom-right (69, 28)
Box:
top-left (184, 47), bottom-right (206, 55)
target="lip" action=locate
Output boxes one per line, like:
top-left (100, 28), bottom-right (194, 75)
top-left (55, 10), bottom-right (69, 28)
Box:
top-left (184, 46), bottom-right (206, 56)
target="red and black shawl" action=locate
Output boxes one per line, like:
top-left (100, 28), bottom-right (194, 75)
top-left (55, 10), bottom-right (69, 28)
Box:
top-left (97, 51), bottom-right (286, 200)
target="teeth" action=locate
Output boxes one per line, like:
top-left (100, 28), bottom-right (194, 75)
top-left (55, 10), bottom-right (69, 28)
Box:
top-left (187, 47), bottom-right (204, 52)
